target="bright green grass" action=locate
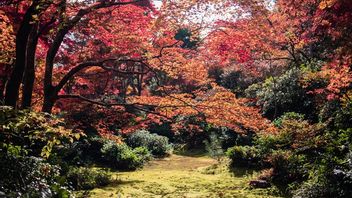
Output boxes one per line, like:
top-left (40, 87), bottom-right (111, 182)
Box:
top-left (77, 155), bottom-right (281, 198)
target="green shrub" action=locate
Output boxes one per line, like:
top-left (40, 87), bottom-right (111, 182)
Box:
top-left (239, 110), bottom-right (352, 196)
top-left (204, 132), bottom-right (224, 162)
top-left (226, 146), bottom-right (263, 167)
top-left (0, 153), bottom-right (70, 197)
top-left (52, 137), bottom-right (152, 171)
top-left (54, 137), bottom-right (109, 166)
top-left (269, 150), bottom-right (307, 188)
top-left (273, 112), bottom-right (305, 128)
top-left (0, 106), bottom-right (81, 158)
top-left (293, 152), bottom-right (352, 198)
top-left (66, 167), bottom-right (111, 190)
top-left (245, 69), bottom-right (315, 119)
top-left (126, 130), bottom-right (171, 157)
top-left (101, 141), bottom-right (151, 170)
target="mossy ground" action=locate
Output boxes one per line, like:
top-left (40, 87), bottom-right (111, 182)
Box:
top-left (77, 155), bottom-right (281, 198)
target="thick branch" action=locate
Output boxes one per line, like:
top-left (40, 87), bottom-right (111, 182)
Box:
top-left (55, 59), bottom-right (116, 92)
top-left (55, 58), bottom-right (151, 94)
top-left (44, 0), bottom-right (141, 90)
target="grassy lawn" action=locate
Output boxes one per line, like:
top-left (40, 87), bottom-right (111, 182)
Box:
top-left (78, 155), bottom-right (281, 198)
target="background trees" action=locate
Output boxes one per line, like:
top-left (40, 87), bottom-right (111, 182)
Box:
top-left (0, 0), bottom-right (276, 135)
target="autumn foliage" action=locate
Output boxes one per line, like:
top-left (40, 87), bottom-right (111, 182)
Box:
top-left (0, 0), bottom-right (351, 137)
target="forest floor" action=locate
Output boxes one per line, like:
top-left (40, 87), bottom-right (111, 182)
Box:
top-left (81, 154), bottom-right (281, 198)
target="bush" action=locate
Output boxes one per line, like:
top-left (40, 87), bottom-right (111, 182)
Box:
top-left (0, 153), bottom-right (69, 197)
top-left (226, 146), bottom-right (263, 167)
top-left (204, 132), bottom-right (224, 162)
top-left (52, 137), bottom-right (152, 171)
top-left (101, 141), bottom-right (151, 170)
top-left (0, 106), bottom-right (81, 158)
top-left (293, 156), bottom-right (352, 198)
top-left (126, 130), bottom-right (171, 157)
top-left (66, 167), bottom-right (111, 190)
top-left (269, 150), bottom-right (307, 188)
top-left (54, 137), bottom-right (109, 166)
top-left (245, 69), bottom-right (315, 119)
top-left (232, 110), bottom-right (352, 196)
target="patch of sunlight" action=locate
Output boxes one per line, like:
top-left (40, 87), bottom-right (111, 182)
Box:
top-left (76, 155), bottom-right (282, 198)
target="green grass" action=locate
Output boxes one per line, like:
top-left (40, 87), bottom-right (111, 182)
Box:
top-left (76, 155), bottom-right (282, 198)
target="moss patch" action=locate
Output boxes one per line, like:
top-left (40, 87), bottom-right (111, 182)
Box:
top-left (79, 155), bottom-right (281, 198)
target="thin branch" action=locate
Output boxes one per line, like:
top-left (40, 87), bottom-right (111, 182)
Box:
top-left (57, 94), bottom-right (188, 119)
top-left (55, 59), bottom-right (116, 93)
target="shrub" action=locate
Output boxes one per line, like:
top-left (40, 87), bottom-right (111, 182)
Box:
top-left (0, 106), bottom-right (81, 158)
top-left (0, 153), bottom-right (69, 197)
top-left (204, 132), bottom-right (224, 162)
top-left (66, 167), bottom-right (111, 190)
top-left (236, 111), bottom-right (352, 196)
top-left (269, 150), bottom-right (307, 188)
top-left (126, 130), bottom-right (171, 157)
top-left (292, 182), bottom-right (327, 198)
top-left (226, 146), bottom-right (263, 167)
top-left (54, 137), bottom-right (109, 166)
top-left (101, 141), bottom-right (151, 170)
top-left (245, 69), bottom-right (315, 119)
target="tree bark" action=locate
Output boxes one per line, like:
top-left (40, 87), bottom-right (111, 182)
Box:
top-left (42, 93), bottom-right (56, 113)
top-left (0, 63), bottom-right (11, 102)
top-left (21, 23), bottom-right (39, 108)
top-left (4, 2), bottom-right (37, 107)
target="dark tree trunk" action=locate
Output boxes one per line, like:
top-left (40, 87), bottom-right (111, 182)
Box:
top-left (0, 63), bottom-right (12, 102)
top-left (22, 24), bottom-right (39, 109)
top-left (0, 76), bottom-right (6, 102)
top-left (4, 3), bottom-right (37, 107)
top-left (42, 93), bottom-right (56, 113)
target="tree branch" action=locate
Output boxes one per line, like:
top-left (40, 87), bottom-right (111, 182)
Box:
top-left (44, 0), bottom-right (142, 92)
top-left (55, 58), bottom-right (152, 94)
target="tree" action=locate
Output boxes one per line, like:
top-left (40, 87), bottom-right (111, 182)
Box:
top-left (1, 0), bottom-right (154, 111)
top-left (1, 0), bottom-right (280, 136)
top-left (0, 10), bottom-right (15, 101)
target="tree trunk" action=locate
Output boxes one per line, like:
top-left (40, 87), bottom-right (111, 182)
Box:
top-left (4, 2), bottom-right (37, 107)
top-left (22, 24), bottom-right (39, 108)
top-left (42, 90), bottom-right (56, 113)
top-left (0, 63), bottom-right (11, 102)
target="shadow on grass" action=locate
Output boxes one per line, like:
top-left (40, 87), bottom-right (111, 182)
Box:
top-left (229, 166), bottom-right (258, 177)
top-left (174, 149), bottom-right (209, 157)
top-left (109, 179), bottom-right (144, 187)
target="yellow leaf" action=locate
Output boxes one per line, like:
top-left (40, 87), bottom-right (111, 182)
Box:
top-left (319, 0), bottom-right (337, 10)
top-left (74, 133), bottom-right (80, 140)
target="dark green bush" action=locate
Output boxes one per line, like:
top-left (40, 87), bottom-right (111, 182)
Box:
top-left (220, 70), bottom-right (251, 97)
top-left (245, 69), bottom-right (315, 119)
top-left (228, 109), bottom-right (352, 197)
top-left (126, 130), bottom-right (171, 157)
top-left (66, 167), bottom-right (111, 190)
top-left (204, 132), bottom-right (224, 161)
top-left (226, 146), bottom-right (263, 167)
top-left (0, 153), bottom-right (70, 198)
top-left (269, 150), bottom-right (307, 188)
top-left (292, 129), bottom-right (352, 198)
top-left (101, 141), bottom-right (151, 170)
top-left (54, 137), bottom-right (109, 166)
